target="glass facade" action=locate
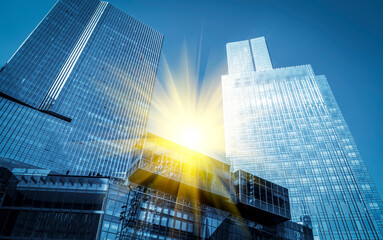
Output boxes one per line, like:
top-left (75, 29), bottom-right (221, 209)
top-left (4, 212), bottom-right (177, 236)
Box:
top-left (128, 133), bottom-right (232, 202)
top-left (0, 166), bottom-right (132, 240)
top-left (0, 0), bottom-right (163, 178)
top-left (127, 133), bottom-right (292, 224)
top-left (119, 133), bottom-right (313, 240)
top-left (0, 165), bottom-right (313, 240)
top-left (0, 167), bottom-right (109, 239)
top-left (222, 37), bottom-right (383, 239)
top-left (118, 184), bottom-right (312, 240)
top-left (232, 170), bottom-right (291, 222)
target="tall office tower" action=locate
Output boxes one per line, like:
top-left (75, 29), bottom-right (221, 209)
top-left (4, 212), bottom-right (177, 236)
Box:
top-left (222, 37), bottom-right (383, 239)
top-left (0, 0), bottom-right (163, 177)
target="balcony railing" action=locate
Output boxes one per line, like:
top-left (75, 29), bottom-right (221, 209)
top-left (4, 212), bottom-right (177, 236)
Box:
top-left (127, 158), bottom-right (231, 199)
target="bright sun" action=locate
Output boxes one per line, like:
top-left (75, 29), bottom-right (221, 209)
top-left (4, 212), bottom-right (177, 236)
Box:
top-left (180, 126), bottom-right (200, 149)
top-left (146, 43), bottom-right (226, 161)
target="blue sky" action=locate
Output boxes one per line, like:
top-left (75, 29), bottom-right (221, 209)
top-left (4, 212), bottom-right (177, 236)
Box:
top-left (0, 0), bottom-right (382, 196)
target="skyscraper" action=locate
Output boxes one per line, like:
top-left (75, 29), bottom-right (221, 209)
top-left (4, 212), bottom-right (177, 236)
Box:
top-left (0, 0), bottom-right (163, 177)
top-left (222, 37), bottom-right (383, 239)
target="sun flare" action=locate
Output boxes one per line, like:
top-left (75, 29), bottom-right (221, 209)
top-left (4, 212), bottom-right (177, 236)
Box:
top-left (147, 43), bottom-right (226, 161)
top-left (179, 124), bottom-right (200, 150)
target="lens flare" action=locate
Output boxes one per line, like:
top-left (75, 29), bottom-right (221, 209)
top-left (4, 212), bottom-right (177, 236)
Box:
top-left (142, 43), bottom-right (250, 237)
top-left (178, 123), bottom-right (200, 149)
top-left (147, 43), bottom-right (227, 161)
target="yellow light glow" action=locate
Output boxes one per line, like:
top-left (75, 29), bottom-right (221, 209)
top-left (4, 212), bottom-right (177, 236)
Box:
top-left (179, 124), bottom-right (200, 150)
top-left (147, 43), bottom-right (227, 161)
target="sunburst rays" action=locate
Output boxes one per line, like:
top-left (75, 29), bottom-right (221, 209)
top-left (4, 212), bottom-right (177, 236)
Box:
top-left (147, 42), bottom-right (226, 162)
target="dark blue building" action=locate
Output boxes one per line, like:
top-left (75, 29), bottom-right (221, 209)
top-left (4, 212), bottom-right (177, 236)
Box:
top-left (0, 0), bottom-right (163, 178)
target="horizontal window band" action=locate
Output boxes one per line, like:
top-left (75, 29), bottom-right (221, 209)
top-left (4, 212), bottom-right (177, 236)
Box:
top-left (0, 92), bottom-right (72, 123)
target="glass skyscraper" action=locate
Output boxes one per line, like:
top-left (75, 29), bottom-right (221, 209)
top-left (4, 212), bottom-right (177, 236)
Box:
top-left (222, 37), bottom-right (383, 239)
top-left (0, 0), bottom-right (163, 178)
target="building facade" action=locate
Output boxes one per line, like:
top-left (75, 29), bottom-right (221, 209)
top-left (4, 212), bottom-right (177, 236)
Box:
top-left (0, 133), bottom-right (314, 240)
top-left (0, 0), bottom-right (163, 178)
top-left (0, 167), bottom-right (128, 240)
top-left (121, 133), bottom-right (313, 240)
top-left (222, 37), bottom-right (383, 239)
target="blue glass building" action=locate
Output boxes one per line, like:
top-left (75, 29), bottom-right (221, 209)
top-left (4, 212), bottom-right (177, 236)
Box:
top-left (222, 37), bottom-right (383, 239)
top-left (0, 0), bottom-right (163, 178)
